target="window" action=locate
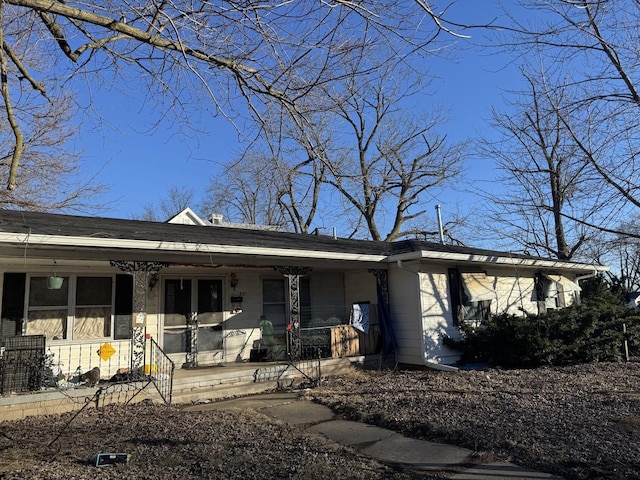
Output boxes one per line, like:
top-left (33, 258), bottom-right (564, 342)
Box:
top-left (1, 272), bottom-right (26, 336)
top-left (114, 274), bottom-right (133, 340)
top-left (27, 276), bottom-right (69, 340)
top-left (262, 278), bottom-right (287, 330)
top-left (74, 277), bottom-right (112, 339)
top-left (20, 274), bottom-right (130, 342)
top-left (535, 273), bottom-right (581, 313)
top-left (448, 269), bottom-right (495, 325)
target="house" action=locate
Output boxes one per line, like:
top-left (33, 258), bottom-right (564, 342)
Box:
top-left (0, 208), bottom-right (604, 387)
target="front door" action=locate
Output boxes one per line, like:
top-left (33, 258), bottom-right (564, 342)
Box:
top-left (163, 278), bottom-right (224, 364)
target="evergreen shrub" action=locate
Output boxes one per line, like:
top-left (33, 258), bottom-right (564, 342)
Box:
top-left (444, 276), bottom-right (640, 368)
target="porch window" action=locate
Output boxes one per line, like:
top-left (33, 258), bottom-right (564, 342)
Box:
top-left (73, 277), bottom-right (112, 339)
top-left (262, 277), bottom-right (312, 330)
top-left (21, 274), bottom-right (128, 342)
top-left (448, 269), bottom-right (495, 325)
top-left (26, 276), bottom-right (70, 340)
top-left (262, 278), bottom-right (287, 330)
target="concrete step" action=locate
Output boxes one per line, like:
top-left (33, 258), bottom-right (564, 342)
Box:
top-left (169, 356), bottom-right (365, 406)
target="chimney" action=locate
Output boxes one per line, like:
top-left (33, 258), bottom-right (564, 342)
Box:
top-left (209, 213), bottom-right (224, 225)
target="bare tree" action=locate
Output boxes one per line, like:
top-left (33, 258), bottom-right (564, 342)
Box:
top-left (297, 62), bottom-right (465, 241)
top-left (502, 0), bottom-right (640, 240)
top-left (202, 154), bottom-right (288, 228)
top-left (0, 88), bottom-right (105, 212)
top-left (477, 69), bottom-right (605, 260)
top-left (0, 1), bottom-right (472, 194)
top-left (134, 185), bottom-right (195, 222)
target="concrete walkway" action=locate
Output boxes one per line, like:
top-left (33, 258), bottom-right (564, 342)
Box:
top-left (183, 392), bottom-right (564, 480)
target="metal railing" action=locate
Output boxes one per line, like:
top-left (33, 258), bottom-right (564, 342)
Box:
top-left (146, 337), bottom-right (175, 405)
top-left (43, 340), bottom-right (132, 388)
top-left (0, 335), bottom-right (46, 395)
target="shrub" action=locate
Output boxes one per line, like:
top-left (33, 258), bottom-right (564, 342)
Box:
top-left (444, 278), bottom-right (640, 368)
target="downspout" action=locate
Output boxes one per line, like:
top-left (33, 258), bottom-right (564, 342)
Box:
top-left (396, 260), bottom-right (458, 372)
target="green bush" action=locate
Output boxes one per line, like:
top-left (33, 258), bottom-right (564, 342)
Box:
top-left (444, 277), bottom-right (640, 368)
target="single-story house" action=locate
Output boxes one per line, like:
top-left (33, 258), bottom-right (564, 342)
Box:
top-left (0, 208), bottom-right (604, 388)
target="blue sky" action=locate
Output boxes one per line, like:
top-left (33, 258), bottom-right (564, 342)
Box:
top-left (76, 1), bottom-right (523, 224)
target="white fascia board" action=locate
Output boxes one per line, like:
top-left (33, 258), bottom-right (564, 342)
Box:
top-left (0, 232), bottom-right (387, 263)
top-left (388, 250), bottom-right (609, 272)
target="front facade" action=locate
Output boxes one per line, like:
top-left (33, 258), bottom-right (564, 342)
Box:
top-left (0, 209), bottom-right (604, 387)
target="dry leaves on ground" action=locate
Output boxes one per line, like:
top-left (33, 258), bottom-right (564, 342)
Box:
top-left (311, 362), bottom-right (640, 480)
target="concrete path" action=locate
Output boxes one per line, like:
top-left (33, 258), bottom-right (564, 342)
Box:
top-left (184, 392), bottom-right (564, 480)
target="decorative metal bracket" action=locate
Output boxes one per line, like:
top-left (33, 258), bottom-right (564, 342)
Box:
top-left (184, 312), bottom-right (198, 368)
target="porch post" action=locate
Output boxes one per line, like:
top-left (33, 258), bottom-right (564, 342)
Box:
top-left (111, 261), bottom-right (168, 372)
top-left (274, 266), bottom-right (312, 361)
top-left (369, 269), bottom-right (389, 303)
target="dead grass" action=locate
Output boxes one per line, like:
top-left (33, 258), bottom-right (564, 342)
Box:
top-left (312, 362), bottom-right (640, 480)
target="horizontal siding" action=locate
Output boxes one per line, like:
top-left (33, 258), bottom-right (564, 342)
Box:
top-left (418, 267), bottom-right (461, 365)
top-left (389, 267), bottom-right (423, 365)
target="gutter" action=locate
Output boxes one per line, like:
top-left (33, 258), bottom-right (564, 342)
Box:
top-left (389, 250), bottom-right (607, 273)
top-left (0, 232), bottom-right (387, 264)
top-left (575, 266), bottom-right (600, 283)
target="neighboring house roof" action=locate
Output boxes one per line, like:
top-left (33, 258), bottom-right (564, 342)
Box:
top-left (167, 208), bottom-right (283, 231)
top-left (0, 209), bottom-right (604, 273)
top-left (166, 207), bottom-right (211, 226)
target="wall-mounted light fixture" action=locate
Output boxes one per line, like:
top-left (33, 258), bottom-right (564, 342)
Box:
top-left (230, 273), bottom-right (239, 291)
top-left (148, 272), bottom-right (159, 291)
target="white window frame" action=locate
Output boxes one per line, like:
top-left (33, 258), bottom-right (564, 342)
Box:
top-left (25, 274), bottom-right (116, 342)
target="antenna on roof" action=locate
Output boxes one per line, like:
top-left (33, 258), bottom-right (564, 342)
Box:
top-left (435, 205), bottom-right (445, 245)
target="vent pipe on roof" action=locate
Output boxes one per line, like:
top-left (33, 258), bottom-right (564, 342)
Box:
top-left (435, 204), bottom-right (445, 245)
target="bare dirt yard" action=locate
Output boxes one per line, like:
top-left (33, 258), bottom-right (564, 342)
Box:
top-left (311, 362), bottom-right (640, 479)
top-left (0, 362), bottom-right (638, 479)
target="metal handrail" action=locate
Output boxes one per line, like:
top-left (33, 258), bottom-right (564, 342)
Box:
top-left (147, 337), bottom-right (175, 405)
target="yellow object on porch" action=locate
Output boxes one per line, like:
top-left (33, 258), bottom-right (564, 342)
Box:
top-left (97, 342), bottom-right (116, 361)
top-left (144, 364), bottom-right (158, 374)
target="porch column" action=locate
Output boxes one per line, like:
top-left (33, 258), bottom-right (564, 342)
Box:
top-left (274, 266), bottom-right (312, 361)
top-left (369, 268), bottom-right (396, 356)
top-left (110, 261), bottom-right (168, 371)
top-left (369, 269), bottom-right (389, 303)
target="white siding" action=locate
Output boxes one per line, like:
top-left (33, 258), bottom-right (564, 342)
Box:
top-left (344, 270), bottom-right (377, 306)
top-left (388, 265), bottom-right (424, 365)
top-left (417, 267), bottom-right (460, 365)
top-left (487, 270), bottom-right (537, 316)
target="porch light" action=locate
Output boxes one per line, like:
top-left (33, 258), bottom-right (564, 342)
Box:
top-left (47, 260), bottom-right (64, 290)
top-left (230, 273), bottom-right (239, 290)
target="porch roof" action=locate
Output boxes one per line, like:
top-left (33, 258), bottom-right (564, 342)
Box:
top-left (389, 239), bottom-right (605, 273)
top-left (0, 210), bottom-right (605, 273)
top-left (0, 209), bottom-right (391, 267)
